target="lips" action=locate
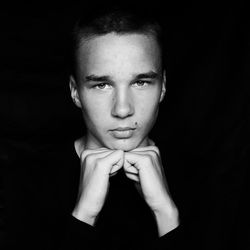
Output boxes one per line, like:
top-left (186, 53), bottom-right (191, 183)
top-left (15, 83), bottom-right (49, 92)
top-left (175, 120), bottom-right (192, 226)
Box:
top-left (112, 127), bottom-right (135, 131)
top-left (110, 127), bottom-right (135, 139)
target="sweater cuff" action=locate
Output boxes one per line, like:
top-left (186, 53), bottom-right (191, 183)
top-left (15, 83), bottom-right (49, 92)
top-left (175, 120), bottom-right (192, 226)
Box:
top-left (66, 215), bottom-right (96, 249)
top-left (156, 224), bottom-right (185, 249)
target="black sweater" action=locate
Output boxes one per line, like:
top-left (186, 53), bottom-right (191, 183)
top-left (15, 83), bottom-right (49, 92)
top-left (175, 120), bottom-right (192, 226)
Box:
top-left (67, 169), bottom-right (182, 250)
top-left (5, 143), bottom-right (183, 250)
top-left (5, 140), bottom-right (250, 249)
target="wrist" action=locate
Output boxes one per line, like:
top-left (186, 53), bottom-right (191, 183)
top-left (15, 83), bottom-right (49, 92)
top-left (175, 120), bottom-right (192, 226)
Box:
top-left (72, 205), bottom-right (97, 226)
top-left (153, 204), bottom-right (179, 237)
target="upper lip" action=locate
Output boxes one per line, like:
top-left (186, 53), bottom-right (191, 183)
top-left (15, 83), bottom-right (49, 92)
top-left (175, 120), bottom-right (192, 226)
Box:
top-left (111, 127), bottom-right (135, 131)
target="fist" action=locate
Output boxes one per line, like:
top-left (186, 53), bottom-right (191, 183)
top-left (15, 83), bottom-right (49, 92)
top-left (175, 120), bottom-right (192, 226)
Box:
top-left (72, 148), bottom-right (124, 225)
top-left (123, 146), bottom-right (179, 236)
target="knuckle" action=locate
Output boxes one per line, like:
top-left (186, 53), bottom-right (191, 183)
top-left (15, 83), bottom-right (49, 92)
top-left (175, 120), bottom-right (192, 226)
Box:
top-left (80, 149), bottom-right (91, 161)
top-left (144, 154), bottom-right (153, 163)
top-left (95, 158), bottom-right (102, 168)
top-left (151, 146), bottom-right (160, 155)
top-left (85, 154), bottom-right (95, 165)
top-left (148, 150), bottom-right (157, 158)
top-left (112, 149), bottom-right (120, 154)
top-left (116, 149), bottom-right (123, 156)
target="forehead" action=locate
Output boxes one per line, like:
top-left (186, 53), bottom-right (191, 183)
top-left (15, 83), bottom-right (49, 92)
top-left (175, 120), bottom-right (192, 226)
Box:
top-left (76, 33), bottom-right (162, 78)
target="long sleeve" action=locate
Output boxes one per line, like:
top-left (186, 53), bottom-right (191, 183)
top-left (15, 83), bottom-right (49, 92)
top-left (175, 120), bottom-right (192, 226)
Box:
top-left (154, 225), bottom-right (184, 250)
top-left (66, 214), bottom-right (185, 250)
top-left (66, 215), bottom-right (97, 250)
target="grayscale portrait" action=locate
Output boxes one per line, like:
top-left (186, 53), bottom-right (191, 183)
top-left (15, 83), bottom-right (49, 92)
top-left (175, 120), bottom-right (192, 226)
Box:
top-left (3, 2), bottom-right (249, 250)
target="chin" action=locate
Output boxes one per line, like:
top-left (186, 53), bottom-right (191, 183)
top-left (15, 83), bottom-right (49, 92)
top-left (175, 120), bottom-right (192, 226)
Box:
top-left (106, 138), bottom-right (145, 151)
top-left (112, 145), bottom-right (136, 152)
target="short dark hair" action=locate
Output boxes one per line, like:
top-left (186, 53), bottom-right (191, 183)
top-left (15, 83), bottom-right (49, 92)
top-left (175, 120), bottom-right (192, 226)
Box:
top-left (69, 5), bottom-right (167, 80)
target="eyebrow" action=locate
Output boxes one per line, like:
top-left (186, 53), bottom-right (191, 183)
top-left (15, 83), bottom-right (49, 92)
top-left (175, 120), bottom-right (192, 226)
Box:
top-left (84, 71), bottom-right (159, 82)
top-left (134, 71), bottom-right (159, 80)
top-left (85, 75), bottom-right (111, 82)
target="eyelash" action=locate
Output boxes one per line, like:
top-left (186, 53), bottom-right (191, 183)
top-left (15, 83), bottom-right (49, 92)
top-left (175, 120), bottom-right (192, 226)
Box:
top-left (93, 83), bottom-right (112, 89)
top-left (93, 80), bottom-right (151, 90)
top-left (133, 80), bottom-right (151, 87)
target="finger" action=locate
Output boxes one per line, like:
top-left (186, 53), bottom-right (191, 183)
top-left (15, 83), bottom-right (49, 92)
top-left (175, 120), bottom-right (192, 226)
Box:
top-left (97, 150), bottom-right (124, 175)
top-left (82, 151), bottom-right (115, 171)
top-left (109, 171), bottom-right (118, 177)
top-left (129, 150), bottom-right (158, 161)
top-left (124, 152), bottom-right (160, 179)
top-left (80, 148), bottom-right (112, 162)
top-left (123, 162), bottom-right (138, 177)
top-left (110, 157), bottom-right (124, 174)
top-left (124, 172), bottom-right (139, 182)
top-left (80, 147), bottom-right (109, 155)
top-left (127, 148), bottom-right (162, 174)
top-left (124, 151), bottom-right (153, 169)
top-left (131, 145), bottom-right (160, 156)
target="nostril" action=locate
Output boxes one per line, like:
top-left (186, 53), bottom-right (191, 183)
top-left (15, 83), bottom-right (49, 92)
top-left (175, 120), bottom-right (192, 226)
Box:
top-left (112, 102), bottom-right (134, 118)
top-left (111, 91), bottom-right (134, 118)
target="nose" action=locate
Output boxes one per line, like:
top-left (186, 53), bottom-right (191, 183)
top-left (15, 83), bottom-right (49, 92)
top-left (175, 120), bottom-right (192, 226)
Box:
top-left (111, 88), bottom-right (134, 118)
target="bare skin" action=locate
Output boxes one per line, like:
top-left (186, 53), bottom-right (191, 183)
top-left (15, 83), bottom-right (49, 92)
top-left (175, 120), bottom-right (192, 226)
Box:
top-left (72, 148), bottom-right (124, 225)
top-left (70, 33), bottom-right (179, 236)
top-left (72, 144), bottom-right (179, 236)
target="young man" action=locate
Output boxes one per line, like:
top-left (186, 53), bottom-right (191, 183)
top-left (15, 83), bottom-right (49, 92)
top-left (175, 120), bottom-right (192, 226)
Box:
top-left (68, 7), bottom-right (180, 249)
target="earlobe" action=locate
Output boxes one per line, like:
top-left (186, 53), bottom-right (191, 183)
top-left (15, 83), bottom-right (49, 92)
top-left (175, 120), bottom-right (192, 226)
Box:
top-left (160, 70), bottom-right (167, 103)
top-left (69, 76), bottom-right (82, 108)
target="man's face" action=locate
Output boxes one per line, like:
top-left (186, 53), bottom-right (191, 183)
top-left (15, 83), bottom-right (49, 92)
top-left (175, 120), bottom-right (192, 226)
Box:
top-left (70, 33), bottom-right (166, 151)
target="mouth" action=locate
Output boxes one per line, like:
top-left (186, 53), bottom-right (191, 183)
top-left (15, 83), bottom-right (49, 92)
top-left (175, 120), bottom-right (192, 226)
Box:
top-left (110, 127), bottom-right (136, 139)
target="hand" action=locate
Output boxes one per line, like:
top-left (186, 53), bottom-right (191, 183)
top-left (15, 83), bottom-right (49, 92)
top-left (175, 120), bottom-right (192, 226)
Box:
top-left (123, 146), bottom-right (179, 236)
top-left (72, 148), bottom-right (124, 225)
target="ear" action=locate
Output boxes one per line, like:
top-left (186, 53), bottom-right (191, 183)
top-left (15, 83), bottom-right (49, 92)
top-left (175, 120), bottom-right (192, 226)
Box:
top-left (69, 75), bottom-right (82, 108)
top-left (159, 70), bottom-right (167, 103)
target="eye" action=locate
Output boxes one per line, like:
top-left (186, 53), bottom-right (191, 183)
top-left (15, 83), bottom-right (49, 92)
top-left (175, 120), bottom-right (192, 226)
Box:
top-left (94, 83), bottom-right (112, 90)
top-left (133, 80), bottom-right (150, 87)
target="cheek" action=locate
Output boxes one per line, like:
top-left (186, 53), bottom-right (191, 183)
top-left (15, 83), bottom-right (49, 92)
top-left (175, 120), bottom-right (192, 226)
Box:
top-left (81, 92), bottom-right (101, 112)
top-left (82, 99), bottom-right (96, 117)
top-left (81, 95), bottom-right (109, 125)
top-left (137, 92), bottom-right (160, 114)
top-left (136, 97), bottom-right (159, 127)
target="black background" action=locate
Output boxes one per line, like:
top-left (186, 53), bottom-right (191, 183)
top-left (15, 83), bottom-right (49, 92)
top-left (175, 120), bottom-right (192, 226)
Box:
top-left (2, 1), bottom-right (250, 249)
